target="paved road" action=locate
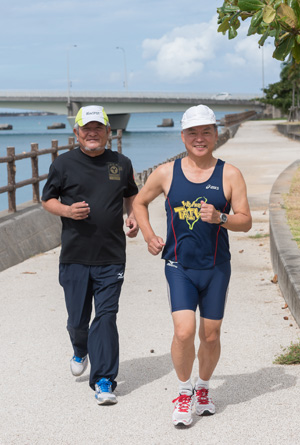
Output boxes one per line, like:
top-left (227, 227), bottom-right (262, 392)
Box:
top-left (1, 120), bottom-right (300, 445)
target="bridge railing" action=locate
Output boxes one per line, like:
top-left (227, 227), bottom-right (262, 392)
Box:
top-left (0, 131), bottom-right (122, 213)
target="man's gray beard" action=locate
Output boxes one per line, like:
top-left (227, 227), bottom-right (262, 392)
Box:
top-left (83, 145), bottom-right (105, 152)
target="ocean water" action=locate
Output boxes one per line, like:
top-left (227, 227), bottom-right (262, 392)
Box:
top-left (0, 110), bottom-right (231, 211)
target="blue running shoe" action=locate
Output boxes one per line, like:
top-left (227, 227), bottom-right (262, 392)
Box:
top-left (70, 355), bottom-right (88, 377)
top-left (95, 378), bottom-right (117, 405)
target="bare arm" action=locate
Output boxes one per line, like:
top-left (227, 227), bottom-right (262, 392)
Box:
top-left (133, 163), bottom-right (172, 255)
top-left (124, 195), bottom-right (139, 238)
top-left (42, 198), bottom-right (90, 220)
top-left (200, 164), bottom-right (252, 232)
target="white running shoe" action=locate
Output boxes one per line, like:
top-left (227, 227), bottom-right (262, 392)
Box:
top-left (95, 378), bottom-right (118, 405)
top-left (194, 386), bottom-right (215, 416)
top-left (172, 390), bottom-right (194, 426)
top-left (70, 355), bottom-right (88, 377)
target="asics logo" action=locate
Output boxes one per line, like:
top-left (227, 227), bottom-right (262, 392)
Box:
top-left (206, 184), bottom-right (219, 190)
top-left (166, 260), bottom-right (178, 268)
top-left (117, 272), bottom-right (124, 279)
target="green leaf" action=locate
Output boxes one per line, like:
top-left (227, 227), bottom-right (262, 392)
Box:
top-left (258, 27), bottom-right (272, 46)
top-left (238, 0), bottom-right (264, 12)
top-left (292, 42), bottom-right (300, 62)
top-left (251, 9), bottom-right (263, 27)
top-left (277, 4), bottom-right (298, 28)
top-left (223, 5), bottom-right (240, 13)
top-left (218, 16), bottom-right (231, 33)
top-left (229, 25), bottom-right (238, 39)
top-left (273, 35), bottom-right (295, 61)
top-left (263, 5), bottom-right (276, 24)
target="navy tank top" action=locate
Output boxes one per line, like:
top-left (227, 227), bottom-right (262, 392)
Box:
top-left (162, 158), bottom-right (231, 269)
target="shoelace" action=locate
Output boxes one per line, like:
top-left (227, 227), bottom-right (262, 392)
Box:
top-left (195, 388), bottom-right (210, 405)
top-left (97, 380), bottom-right (112, 393)
top-left (172, 394), bottom-right (193, 412)
top-left (73, 355), bottom-right (85, 363)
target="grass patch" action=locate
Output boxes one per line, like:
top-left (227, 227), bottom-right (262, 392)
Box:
top-left (284, 167), bottom-right (300, 249)
top-left (249, 233), bottom-right (270, 239)
top-left (274, 341), bottom-right (300, 365)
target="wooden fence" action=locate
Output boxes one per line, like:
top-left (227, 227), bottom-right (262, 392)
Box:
top-left (0, 130), bottom-right (122, 213)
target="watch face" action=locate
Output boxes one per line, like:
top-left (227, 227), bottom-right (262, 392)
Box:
top-left (220, 213), bottom-right (227, 223)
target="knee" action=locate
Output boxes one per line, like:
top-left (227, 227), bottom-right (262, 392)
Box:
top-left (67, 322), bottom-right (88, 333)
top-left (200, 329), bottom-right (220, 347)
top-left (174, 325), bottom-right (195, 344)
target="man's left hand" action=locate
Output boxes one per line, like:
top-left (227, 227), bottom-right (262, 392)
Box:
top-left (125, 217), bottom-right (139, 238)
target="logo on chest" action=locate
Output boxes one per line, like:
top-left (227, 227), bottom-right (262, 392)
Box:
top-left (173, 197), bottom-right (207, 230)
top-left (206, 184), bottom-right (219, 190)
top-left (108, 163), bottom-right (122, 180)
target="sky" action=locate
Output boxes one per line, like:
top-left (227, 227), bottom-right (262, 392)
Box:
top-left (1, 0), bottom-right (283, 96)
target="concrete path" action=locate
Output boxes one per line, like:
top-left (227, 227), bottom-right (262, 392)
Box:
top-left (1, 120), bottom-right (300, 445)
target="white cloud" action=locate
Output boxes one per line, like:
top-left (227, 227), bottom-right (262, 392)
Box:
top-left (142, 16), bottom-right (223, 81)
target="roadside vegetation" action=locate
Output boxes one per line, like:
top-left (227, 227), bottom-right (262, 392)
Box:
top-left (284, 166), bottom-right (300, 249)
top-left (274, 341), bottom-right (300, 364)
top-left (249, 233), bottom-right (270, 239)
top-left (275, 167), bottom-right (300, 365)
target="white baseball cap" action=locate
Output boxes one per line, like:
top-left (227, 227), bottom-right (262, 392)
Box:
top-left (75, 105), bottom-right (110, 127)
top-left (181, 105), bottom-right (216, 130)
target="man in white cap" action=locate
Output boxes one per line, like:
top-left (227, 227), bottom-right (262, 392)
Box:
top-left (133, 104), bottom-right (252, 426)
top-left (42, 105), bottom-right (139, 405)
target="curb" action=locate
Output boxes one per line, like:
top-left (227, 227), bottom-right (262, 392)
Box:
top-left (269, 160), bottom-right (300, 327)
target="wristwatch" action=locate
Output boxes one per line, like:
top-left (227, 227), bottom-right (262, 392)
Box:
top-left (219, 213), bottom-right (228, 225)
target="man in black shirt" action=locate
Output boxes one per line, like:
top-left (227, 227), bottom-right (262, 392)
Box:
top-left (42, 105), bottom-right (138, 405)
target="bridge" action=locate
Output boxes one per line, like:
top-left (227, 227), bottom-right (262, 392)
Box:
top-left (0, 91), bottom-right (264, 130)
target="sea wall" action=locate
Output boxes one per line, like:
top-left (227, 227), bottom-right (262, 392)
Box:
top-left (269, 160), bottom-right (300, 327)
top-left (0, 203), bottom-right (61, 272)
top-left (276, 123), bottom-right (300, 141)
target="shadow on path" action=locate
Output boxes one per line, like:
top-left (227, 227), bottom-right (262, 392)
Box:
top-left (190, 366), bottom-right (297, 427)
top-left (76, 353), bottom-right (173, 397)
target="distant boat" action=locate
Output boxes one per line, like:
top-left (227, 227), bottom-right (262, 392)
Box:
top-left (47, 122), bottom-right (66, 130)
top-left (157, 118), bottom-right (174, 128)
top-left (0, 124), bottom-right (13, 130)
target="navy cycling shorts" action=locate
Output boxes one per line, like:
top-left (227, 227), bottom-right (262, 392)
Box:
top-left (165, 260), bottom-right (231, 320)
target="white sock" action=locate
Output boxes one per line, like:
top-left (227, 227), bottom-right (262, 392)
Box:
top-left (195, 377), bottom-right (209, 389)
top-left (178, 378), bottom-right (193, 394)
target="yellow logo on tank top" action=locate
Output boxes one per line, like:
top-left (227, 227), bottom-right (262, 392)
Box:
top-left (174, 197), bottom-right (207, 230)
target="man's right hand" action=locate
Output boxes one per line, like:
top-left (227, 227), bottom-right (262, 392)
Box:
top-left (147, 235), bottom-right (165, 256)
top-left (68, 201), bottom-right (90, 220)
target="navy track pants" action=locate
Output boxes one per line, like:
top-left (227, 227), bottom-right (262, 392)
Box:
top-left (59, 263), bottom-right (124, 391)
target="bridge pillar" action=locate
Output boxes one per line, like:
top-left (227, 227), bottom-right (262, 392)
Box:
top-left (108, 114), bottom-right (131, 131)
top-left (67, 101), bottom-right (82, 116)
